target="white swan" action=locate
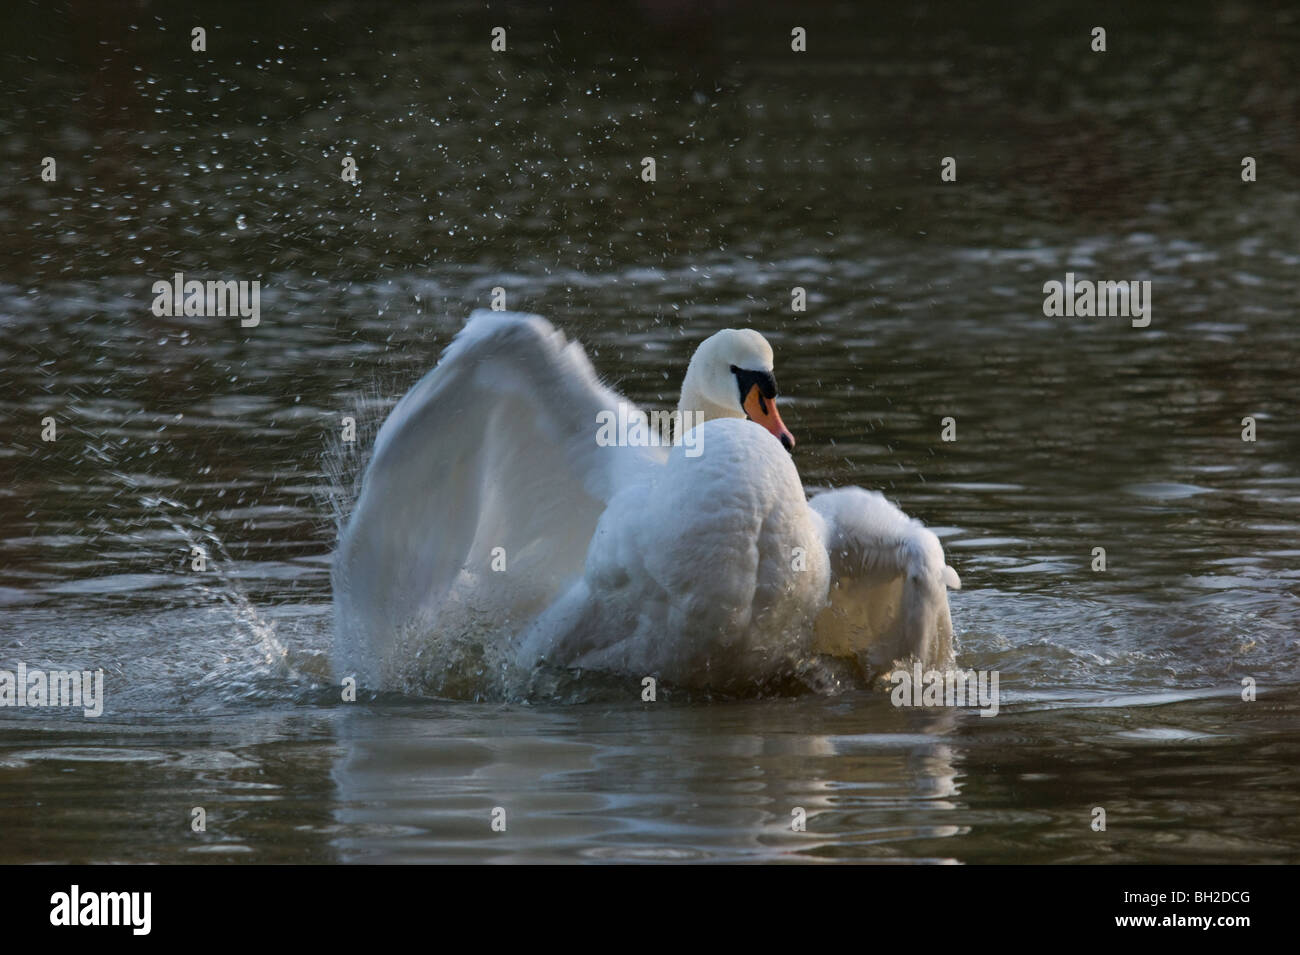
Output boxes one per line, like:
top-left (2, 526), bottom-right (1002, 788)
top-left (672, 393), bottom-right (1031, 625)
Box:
top-left (332, 310), bottom-right (960, 696)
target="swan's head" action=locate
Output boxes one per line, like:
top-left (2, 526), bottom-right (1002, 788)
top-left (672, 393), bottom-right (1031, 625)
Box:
top-left (678, 328), bottom-right (795, 452)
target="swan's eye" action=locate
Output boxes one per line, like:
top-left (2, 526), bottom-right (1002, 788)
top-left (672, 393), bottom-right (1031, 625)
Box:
top-left (731, 365), bottom-right (778, 411)
top-left (732, 365), bottom-right (795, 452)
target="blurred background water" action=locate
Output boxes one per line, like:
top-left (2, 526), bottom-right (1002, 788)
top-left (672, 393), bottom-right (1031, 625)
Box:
top-left (1, 0), bottom-right (1298, 863)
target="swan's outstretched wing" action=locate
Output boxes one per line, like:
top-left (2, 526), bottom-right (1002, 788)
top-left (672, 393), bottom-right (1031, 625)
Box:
top-left (332, 310), bottom-right (664, 689)
top-left (809, 487), bottom-right (960, 675)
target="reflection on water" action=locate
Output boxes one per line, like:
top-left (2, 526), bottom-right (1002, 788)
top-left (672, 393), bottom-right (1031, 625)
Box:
top-left (1, 1), bottom-right (1298, 862)
top-left (4, 690), bottom-right (1298, 863)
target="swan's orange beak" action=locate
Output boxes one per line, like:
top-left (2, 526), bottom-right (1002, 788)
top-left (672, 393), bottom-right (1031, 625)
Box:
top-left (743, 385), bottom-right (795, 452)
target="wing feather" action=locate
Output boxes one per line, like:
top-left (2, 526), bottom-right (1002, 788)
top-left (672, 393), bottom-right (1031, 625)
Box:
top-left (332, 310), bottom-right (663, 688)
top-left (809, 487), bottom-right (960, 676)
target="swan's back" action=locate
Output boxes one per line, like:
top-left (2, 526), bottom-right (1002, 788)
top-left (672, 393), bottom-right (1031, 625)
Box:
top-left (518, 417), bottom-right (832, 687)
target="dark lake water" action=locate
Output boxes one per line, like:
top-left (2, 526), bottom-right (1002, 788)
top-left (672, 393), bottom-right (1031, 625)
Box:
top-left (2, 0), bottom-right (1298, 863)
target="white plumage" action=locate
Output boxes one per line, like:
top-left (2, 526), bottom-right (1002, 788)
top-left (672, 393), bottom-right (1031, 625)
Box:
top-left (332, 310), bottom-right (959, 696)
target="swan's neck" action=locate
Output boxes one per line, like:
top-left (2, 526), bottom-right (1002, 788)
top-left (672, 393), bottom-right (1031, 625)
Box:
top-left (677, 363), bottom-right (741, 424)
